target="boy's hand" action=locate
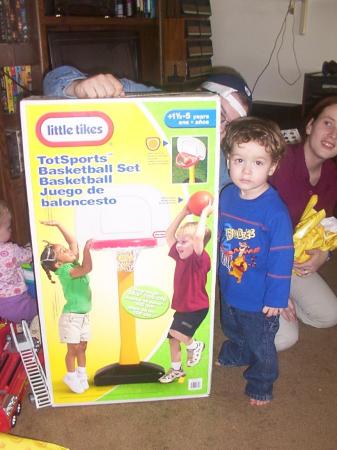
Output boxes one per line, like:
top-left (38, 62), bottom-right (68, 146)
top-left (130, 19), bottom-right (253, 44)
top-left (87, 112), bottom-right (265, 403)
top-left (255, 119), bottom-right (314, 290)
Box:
top-left (40, 220), bottom-right (59, 227)
top-left (200, 200), bottom-right (213, 217)
top-left (182, 204), bottom-right (191, 216)
top-left (262, 306), bottom-right (283, 317)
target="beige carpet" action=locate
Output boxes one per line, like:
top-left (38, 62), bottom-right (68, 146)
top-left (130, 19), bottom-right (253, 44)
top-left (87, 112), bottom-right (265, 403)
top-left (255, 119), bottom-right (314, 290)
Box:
top-left (13, 254), bottom-right (337, 450)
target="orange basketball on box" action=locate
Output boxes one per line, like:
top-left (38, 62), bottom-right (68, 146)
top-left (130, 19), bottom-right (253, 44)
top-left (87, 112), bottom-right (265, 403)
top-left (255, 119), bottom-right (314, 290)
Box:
top-left (187, 191), bottom-right (213, 216)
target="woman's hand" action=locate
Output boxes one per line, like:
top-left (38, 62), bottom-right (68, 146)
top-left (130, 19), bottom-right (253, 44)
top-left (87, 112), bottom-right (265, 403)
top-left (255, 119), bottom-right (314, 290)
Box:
top-left (280, 298), bottom-right (297, 322)
top-left (294, 248), bottom-right (329, 276)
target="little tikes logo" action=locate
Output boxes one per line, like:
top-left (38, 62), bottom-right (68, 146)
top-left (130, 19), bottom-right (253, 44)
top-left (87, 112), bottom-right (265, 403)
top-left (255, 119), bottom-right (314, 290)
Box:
top-left (36, 111), bottom-right (113, 147)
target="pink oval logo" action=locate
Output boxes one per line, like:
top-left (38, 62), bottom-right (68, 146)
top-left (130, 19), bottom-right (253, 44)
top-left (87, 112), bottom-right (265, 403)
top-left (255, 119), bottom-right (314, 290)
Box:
top-left (36, 111), bottom-right (113, 147)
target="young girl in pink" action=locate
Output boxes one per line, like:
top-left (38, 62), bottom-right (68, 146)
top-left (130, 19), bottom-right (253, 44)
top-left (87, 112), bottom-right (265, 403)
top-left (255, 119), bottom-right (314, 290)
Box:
top-left (0, 200), bottom-right (38, 322)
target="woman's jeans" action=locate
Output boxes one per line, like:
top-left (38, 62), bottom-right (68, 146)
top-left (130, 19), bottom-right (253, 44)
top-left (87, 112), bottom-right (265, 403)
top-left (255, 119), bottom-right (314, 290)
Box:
top-left (219, 299), bottom-right (280, 401)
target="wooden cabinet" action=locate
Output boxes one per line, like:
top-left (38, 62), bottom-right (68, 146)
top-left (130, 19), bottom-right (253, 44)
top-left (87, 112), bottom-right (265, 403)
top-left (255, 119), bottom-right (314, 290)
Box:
top-left (0, 0), bottom-right (42, 245)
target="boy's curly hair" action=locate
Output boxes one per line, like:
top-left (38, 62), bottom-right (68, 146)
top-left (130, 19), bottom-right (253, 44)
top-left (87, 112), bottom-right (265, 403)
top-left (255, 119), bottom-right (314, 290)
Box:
top-left (223, 116), bottom-right (286, 163)
top-left (40, 241), bottom-right (57, 283)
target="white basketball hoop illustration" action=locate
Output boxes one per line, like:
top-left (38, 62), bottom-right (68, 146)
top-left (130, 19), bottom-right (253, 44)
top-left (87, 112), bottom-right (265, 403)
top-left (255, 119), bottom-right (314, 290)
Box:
top-left (76, 185), bottom-right (171, 384)
top-left (175, 136), bottom-right (207, 183)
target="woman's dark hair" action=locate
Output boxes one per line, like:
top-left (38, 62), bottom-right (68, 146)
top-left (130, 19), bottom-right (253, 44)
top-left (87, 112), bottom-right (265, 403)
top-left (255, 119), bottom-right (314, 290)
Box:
top-left (301, 95), bottom-right (337, 138)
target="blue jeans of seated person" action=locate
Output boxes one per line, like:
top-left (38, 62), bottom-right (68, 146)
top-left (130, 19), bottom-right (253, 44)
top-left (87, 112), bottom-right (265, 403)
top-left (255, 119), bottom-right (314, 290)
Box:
top-left (218, 299), bottom-right (280, 401)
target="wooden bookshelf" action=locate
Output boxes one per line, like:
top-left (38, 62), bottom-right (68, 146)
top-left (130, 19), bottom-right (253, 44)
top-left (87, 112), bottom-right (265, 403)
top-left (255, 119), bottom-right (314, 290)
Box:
top-left (0, 0), bottom-right (42, 244)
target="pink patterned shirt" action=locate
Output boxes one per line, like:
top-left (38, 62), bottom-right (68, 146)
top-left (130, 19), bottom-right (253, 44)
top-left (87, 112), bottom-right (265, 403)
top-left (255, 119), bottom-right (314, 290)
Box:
top-left (0, 242), bottom-right (32, 298)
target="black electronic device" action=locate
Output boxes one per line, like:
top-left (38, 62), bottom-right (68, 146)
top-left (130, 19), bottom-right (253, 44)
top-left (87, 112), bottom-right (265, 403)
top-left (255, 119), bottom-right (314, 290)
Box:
top-left (53, 0), bottom-right (114, 16)
top-left (322, 60), bottom-right (337, 77)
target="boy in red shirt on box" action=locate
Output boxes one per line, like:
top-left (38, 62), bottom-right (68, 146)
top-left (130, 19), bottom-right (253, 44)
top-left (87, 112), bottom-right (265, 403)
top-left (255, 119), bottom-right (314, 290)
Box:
top-left (159, 201), bottom-right (213, 383)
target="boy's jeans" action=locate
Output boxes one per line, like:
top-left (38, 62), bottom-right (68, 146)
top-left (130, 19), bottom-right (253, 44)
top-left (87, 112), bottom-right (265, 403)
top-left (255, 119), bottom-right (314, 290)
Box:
top-left (218, 299), bottom-right (279, 401)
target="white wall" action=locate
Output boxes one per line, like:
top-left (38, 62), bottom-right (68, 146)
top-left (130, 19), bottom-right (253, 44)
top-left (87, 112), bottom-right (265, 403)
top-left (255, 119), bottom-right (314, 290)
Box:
top-left (210, 0), bottom-right (337, 104)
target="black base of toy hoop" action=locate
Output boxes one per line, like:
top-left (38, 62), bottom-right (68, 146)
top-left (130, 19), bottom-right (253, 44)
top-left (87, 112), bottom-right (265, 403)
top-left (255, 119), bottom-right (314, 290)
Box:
top-left (93, 362), bottom-right (165, 385)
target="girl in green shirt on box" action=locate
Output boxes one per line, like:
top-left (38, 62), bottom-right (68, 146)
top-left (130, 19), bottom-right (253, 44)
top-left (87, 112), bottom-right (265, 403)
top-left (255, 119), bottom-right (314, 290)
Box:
top-left (40, 221), bottom-right (92, 394)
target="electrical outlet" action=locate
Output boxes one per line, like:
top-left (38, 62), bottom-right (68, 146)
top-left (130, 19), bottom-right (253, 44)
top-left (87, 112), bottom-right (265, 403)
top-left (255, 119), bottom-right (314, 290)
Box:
top-left (289, 0), bottom-right (295, 15)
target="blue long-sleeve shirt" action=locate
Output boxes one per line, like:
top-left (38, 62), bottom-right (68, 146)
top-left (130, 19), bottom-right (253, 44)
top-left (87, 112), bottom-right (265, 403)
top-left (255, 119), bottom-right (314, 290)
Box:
top-left (218, 184), bottom-right (294, 312)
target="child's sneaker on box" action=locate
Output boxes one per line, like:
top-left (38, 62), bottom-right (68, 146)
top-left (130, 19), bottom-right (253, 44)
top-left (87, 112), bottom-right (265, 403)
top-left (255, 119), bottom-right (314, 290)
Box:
top-left (187, 341), bottom-right (205, 367)
top-left (159, 368), bottom-right (185, 384)
top-left (63, 374), bottom-right (84, 394)
top-left (76, 371), bottom-right (89, 390)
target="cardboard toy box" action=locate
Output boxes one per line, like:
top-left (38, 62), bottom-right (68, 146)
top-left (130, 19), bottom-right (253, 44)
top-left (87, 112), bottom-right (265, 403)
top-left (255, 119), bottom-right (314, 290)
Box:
top-left (20, 93), bottom-right (220, 406)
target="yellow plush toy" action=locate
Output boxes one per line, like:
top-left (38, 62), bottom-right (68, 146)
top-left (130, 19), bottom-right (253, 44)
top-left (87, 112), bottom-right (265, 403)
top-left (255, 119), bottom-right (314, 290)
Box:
top-left (0, 432), bottom-right (69, 449)
top-left (293, 195), bottom-right (337, 264)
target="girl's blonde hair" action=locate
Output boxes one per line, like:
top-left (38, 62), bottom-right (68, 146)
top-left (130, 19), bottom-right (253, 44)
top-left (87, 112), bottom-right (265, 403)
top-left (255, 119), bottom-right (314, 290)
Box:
top-left (176, 221), bottom-right (211, 246)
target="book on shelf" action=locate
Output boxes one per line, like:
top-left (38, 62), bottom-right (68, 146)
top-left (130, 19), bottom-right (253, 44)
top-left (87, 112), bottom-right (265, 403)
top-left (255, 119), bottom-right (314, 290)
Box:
top-left (112, 0), bottom-right (157, 18)
top-left (181, 1), bottom-right (198, 15)
top-left (186, 40), bottom-right (212, 58)
top-left (196, 0), bottom-right (211, 16)
top-left (5, 128), bottom-right (24, 178)
top-left (188, 58), bottom-right (212, 79)
top-left (180, 0), bottom-right (211, 17)
top-left (0, 65), bottom-right (32, 114)
top-left (0, 0), bottom-right (30, 43)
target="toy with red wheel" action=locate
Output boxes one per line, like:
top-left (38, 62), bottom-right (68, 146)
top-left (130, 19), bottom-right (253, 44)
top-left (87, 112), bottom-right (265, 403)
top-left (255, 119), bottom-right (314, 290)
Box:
top-left (0, 321), bottom-right (29, 432)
